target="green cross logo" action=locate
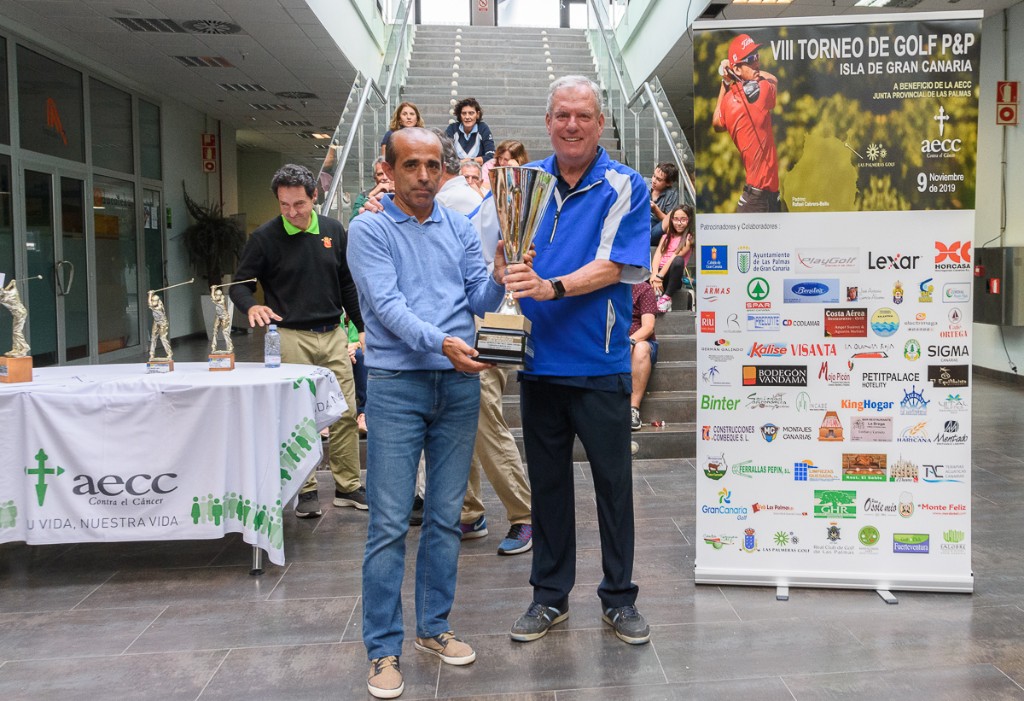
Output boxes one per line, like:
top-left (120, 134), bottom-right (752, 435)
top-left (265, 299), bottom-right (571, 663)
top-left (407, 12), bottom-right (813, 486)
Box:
top-left (292, 377), bottom-right (315, 394)
top-left (25, 449), bottom-right (64, 506)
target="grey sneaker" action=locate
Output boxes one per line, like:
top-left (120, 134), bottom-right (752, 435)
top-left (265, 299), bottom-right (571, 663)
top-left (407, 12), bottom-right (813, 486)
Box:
top-left (295, 490), bottom-right (322, 518)
top-left (602, 604), bottom-right (651, 644)
top-left (367, 656), bottom-right (403, 699)
top-left (510, 602), bottom-right (569, 642)
top-left (334, 486), bottom-right (369, 510)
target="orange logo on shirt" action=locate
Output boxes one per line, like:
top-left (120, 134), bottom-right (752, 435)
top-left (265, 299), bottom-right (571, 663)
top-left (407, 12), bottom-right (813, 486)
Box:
top-left (323, 237), bottom-right (332, 249)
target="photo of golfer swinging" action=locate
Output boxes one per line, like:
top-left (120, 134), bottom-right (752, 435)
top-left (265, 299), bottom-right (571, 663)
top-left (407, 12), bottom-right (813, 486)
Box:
top-left (712, 33), bottom-right (781, 213)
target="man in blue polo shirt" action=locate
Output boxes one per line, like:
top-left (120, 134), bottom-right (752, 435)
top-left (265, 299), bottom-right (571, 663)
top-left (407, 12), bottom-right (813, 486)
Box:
top-left (348, 127), bottom-right (508, 699)
top-left (501, 75), bottom-right (653, 646)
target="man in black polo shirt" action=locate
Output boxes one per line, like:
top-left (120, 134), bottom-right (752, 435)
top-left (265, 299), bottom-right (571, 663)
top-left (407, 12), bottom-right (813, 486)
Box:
top-left (231, 164), bottom-right (366, 518)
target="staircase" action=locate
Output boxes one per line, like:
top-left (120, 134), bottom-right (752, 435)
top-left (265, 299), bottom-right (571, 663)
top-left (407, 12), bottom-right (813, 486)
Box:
top-left (503, 302), bottom-right (697, 461)
top-left (401, 25), bottom-right (619, 160)
top-left (387, 24), bottom-right (696, 462)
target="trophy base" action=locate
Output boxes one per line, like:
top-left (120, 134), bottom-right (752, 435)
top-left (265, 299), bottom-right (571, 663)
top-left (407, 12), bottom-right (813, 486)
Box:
top-left (209, 353), bottom-right (235, 371)
top-left (475, 312), bottom-right (534, 368)
top-left (146, 359), bottom-right (174, 374)
top-left (0, 356), bottom-right (32, 383)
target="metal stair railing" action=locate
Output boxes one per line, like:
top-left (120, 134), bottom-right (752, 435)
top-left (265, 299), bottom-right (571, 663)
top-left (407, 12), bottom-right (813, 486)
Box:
top-left (316, 0), bottom-right (415, 222)
top-left (583, 0), bottom-right (695, 207)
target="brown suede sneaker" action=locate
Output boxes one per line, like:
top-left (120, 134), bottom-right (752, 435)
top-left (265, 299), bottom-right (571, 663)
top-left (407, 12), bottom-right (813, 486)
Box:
top-left (413, 630), bottom-right (477, 665)
top-left (367, 655), bottom-right (404, 699)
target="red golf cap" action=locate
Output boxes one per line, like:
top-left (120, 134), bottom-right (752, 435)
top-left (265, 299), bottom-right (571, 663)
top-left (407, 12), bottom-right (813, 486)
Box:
top-left (729, 34), bottom-right (761, 65)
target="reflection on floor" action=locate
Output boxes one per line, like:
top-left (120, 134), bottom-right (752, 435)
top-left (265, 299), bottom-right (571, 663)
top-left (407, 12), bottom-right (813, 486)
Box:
top-left (2, 332), bottom-right (1023, 699)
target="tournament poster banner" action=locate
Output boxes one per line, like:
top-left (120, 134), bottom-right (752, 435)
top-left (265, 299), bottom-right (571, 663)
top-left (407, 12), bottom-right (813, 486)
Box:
top-left (692, 12), bottom-right (979, 592)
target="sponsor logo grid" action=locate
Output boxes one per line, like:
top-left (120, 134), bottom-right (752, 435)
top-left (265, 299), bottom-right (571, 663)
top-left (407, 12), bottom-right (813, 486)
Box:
top-left (696, 223), bottom-right (973, 574)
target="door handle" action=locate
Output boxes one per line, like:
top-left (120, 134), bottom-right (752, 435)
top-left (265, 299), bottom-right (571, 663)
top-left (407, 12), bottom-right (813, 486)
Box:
top-left (55, 260), bottom-right (75, 296)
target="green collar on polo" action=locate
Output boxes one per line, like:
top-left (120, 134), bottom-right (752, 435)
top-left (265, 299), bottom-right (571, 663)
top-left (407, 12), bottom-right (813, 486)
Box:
top-left (282, 210), bottom-right (320, 235)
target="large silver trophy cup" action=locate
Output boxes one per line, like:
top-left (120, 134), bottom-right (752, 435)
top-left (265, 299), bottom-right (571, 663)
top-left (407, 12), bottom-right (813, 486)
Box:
top-left (474, 166), bottom-right (557, 367)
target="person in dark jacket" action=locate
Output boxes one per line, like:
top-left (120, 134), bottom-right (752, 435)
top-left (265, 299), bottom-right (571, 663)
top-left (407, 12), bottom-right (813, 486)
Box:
top-left (445, 97), bottom-right (495, 164)
top-left (230, 164), bottom-right (366, 519)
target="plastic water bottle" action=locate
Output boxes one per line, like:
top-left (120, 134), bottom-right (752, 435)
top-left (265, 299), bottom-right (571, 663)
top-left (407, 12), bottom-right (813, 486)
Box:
top-left (264, 324), bottom-right (281, 368)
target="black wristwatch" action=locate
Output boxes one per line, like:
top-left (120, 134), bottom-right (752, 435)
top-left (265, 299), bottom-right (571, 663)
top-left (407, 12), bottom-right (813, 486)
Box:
top-left (549, 278), bottom-right (566, 300)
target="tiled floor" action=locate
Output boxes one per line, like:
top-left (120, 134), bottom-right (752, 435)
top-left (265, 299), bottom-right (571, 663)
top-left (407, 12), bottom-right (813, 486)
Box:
top-left (2, 332), bottom-right (1023, 700)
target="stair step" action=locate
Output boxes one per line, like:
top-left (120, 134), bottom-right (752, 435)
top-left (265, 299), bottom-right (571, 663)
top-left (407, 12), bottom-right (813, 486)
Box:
top-left (505, 423), bottom-right (695, 462)
top-left (355, 422), bottom-right (696, 464)
top-left (502, 390), bottom-right (697, 428)
top-left (502, 360), bottom-right (696, 397)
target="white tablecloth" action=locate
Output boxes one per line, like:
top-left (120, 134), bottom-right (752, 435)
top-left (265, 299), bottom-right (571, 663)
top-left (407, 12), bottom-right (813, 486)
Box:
top-left (0, 362), bottom-right (344, 565)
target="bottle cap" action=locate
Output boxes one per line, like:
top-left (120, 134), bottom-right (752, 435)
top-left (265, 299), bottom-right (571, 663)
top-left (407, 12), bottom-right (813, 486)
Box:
top-left (268, 324), bottom-right (277, 331)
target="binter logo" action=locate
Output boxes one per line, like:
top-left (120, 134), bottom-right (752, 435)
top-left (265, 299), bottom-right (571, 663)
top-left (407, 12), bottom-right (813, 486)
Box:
top-left (25, 449), bottom-right (65, 506)
top-left (934, 241), bottom-right (972, 271)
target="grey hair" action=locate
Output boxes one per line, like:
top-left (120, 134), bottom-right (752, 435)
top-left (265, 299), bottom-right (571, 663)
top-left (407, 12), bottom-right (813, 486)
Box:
top-left (546, 75), bottom-right (605, 115)
top-left (372, 155), bottom-right (387, 169)
top-left (431, 128), bottom-right (461, 175)
top-left (460, 159), bottom-right (482, 176)
top-left (271, 164), bottom-right (316, 197)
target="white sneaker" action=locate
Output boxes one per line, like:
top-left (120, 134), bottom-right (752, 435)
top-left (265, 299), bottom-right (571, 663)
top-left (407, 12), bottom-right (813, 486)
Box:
top-left (656, 295), bottom-right (672, 313)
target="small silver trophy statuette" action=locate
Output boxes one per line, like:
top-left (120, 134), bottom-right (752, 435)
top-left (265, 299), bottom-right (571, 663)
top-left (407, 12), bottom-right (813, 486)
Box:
top-left (147, 278), bottom-right (194, 372)
top-left (0, 275), bottom-right (43, 383)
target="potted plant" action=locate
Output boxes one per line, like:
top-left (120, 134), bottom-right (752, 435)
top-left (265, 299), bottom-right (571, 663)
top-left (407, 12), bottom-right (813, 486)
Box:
top-left (181, 183), bottom-right (246, 340)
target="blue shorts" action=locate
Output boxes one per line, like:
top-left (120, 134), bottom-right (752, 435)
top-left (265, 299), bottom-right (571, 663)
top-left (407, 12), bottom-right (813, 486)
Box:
top-left (644, 339), bottom-right (658, 366)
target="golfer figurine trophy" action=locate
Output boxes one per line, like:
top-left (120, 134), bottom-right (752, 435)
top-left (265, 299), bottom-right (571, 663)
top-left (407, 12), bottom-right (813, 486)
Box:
top-left (474, 167), bottom-right (556, 368)
top-left (146, 278), bottom-right (193, 373)
top-left (208, 278), bottom-right (255, 371)
top-left (0, 275), bottom-right (43, 383)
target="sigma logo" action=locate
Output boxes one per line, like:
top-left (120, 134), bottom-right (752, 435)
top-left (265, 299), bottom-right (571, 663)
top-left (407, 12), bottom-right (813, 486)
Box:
top-left (927, 344), bottom-right (969, 359)
top-left (921, 106), bottom-right (962, 155)
top-left (867, 252), bottom-right (920, 271)
top-left (935, 241), bottom-right (972, 271)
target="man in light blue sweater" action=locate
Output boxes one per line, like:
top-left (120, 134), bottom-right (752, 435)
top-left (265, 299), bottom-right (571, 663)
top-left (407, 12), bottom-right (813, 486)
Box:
top-left (348, 127), bottom-right (508, 699)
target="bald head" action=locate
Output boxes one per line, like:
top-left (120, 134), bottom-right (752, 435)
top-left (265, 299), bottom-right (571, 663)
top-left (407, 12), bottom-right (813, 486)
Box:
top-left (385, 127), bottom-right (441, 167)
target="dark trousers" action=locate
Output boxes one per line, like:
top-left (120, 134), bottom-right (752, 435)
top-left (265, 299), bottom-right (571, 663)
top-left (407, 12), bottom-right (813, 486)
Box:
top-left (353, 347), bottom-right (367, 414)
top-left (520, 380), bottom-right (639, 610)
top-left (662, 256), bottom-right (691, 299)
top-left (737, 184), bottom-right (781, 213)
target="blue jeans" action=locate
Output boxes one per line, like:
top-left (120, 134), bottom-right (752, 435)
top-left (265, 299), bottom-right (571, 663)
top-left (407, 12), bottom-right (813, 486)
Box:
top-left (361, 369), bottom-right (481, 660)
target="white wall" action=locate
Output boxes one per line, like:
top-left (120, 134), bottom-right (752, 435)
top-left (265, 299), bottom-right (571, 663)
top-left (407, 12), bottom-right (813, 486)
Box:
top-left (306, 0), bottom-right (386, 79)
top-left (161, 104), bottom-right (239, 339)
top-left (972, 5), bottom-right (1024, 374)
top-left (613, 0), bottom-right (705, 91)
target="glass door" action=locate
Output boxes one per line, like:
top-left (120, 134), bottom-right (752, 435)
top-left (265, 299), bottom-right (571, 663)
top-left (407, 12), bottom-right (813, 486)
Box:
top-left (21, 168), bottom-right (92, 366)
top-left (142, 188), bottom-right (165, 292)
top-left (93, 175), bottom-right (139, 355)
top-left (0, 156), bottom-right (13, 356)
